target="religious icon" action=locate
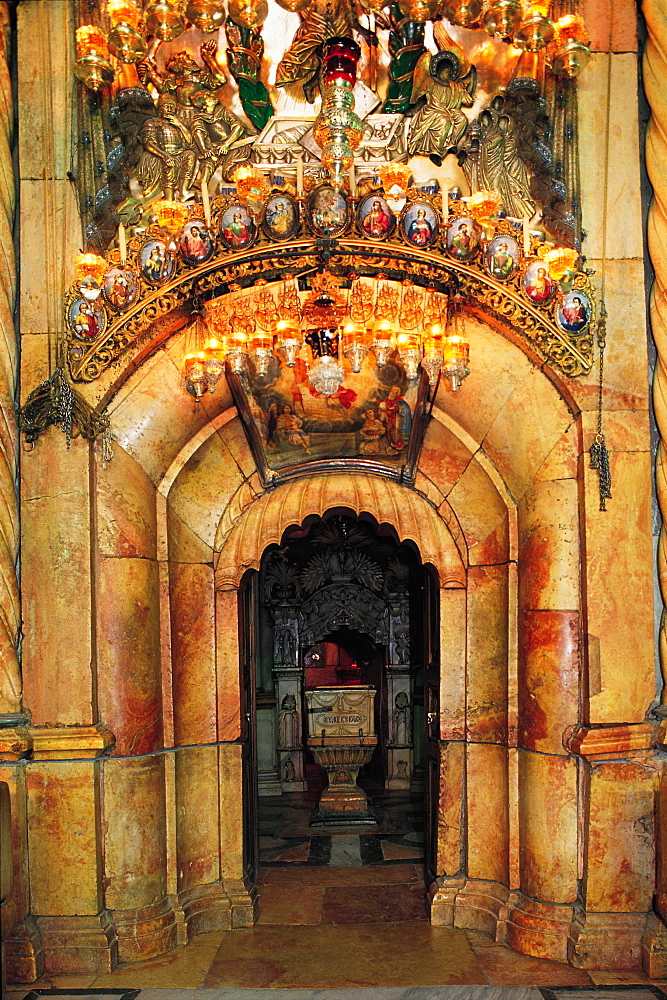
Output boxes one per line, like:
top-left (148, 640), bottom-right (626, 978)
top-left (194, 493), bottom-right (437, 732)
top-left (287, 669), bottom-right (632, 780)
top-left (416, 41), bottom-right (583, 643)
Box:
top-left (378, 384), bottom-right (412, 453)
top-left (276, 404), bottom-right (311, 454)
top-left (140, 240), bottom-right (176, 286)
top-left (485, 235), bottom-right (519, 280)
top-left (357, 193), bottom-right (395, 240)
top-left (220, 205), bottom-right (257, 251)
top-left (524, 260), bottom-right (556, 303)
top-left (358, 405), bottom-right (392, 455)
top-left (307, 184), bottom-right (349, 237)
top-left (69, 297), bottom-right (107, 341)
top-left (401, 202), bottom-right (439, 248)
top-left (446, 216), bottom-right (478, 260)
top-left (103, 267), bottom-right (138, 312)
top-left (262, 193), bottom-right (300, 241)
top-left (558, 290), bottom-right (591, 333)
top-left (179, 220), bottom-right (214, 265)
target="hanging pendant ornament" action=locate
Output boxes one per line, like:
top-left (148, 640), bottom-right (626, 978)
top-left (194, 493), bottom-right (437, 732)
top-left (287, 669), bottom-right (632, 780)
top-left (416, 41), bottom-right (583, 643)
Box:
top-left (589, 301), bottom-right (612, 511)
top-left (144, 0), bottom-right (186, 40)
top-left (313, 37), bottom-right (363, 189)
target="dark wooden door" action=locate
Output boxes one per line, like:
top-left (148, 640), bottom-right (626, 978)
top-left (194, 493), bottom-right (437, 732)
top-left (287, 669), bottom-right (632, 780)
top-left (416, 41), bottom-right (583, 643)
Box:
top-left (423, 566), bottom-right (440, 884)
top-left (239, 570), bottom-right (259, 884)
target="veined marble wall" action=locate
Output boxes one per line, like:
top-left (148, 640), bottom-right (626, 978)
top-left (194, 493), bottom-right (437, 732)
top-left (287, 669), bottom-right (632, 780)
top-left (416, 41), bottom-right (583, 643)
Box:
top-left (0, 0), bottom-right (664, 987)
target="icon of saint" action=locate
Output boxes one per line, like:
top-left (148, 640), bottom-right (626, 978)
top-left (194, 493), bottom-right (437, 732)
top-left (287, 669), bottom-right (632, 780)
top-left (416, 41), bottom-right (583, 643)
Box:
top-left (449, 221), bottom-right (475, 258)
top-left (525, 265), bottom-right (554, 303)
top-left (223, 212), bottom-right (251, 248)
top-left (362, 199), bottom-right (391, 238)
top-left (489, 241), bottom-right (514, 279)
top-left (407, 208), bottom-right (433, 246)
top-left (560, 295), bottom-right (588, 331)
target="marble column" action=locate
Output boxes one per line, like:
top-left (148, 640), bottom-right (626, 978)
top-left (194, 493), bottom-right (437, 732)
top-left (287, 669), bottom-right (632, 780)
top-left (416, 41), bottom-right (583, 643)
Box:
top-left (508, 478), bottom-right (580, 962)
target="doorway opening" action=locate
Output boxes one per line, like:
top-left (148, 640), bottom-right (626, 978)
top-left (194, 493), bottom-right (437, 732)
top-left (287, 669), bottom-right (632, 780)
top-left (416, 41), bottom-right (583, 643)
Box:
top-left (245, 511), bottom-right (438, 879)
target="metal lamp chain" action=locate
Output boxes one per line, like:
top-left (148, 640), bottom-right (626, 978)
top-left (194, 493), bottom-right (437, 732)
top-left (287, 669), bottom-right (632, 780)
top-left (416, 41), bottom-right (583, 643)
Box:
top-left (589, 302), bottom-right (611, 510)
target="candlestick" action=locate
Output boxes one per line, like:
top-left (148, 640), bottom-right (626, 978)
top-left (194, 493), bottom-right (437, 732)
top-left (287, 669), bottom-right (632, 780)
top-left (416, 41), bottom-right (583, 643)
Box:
top-left (296, 154), bottom-right (304, 197)
top-left (349, 161), bottom-right (357, 196)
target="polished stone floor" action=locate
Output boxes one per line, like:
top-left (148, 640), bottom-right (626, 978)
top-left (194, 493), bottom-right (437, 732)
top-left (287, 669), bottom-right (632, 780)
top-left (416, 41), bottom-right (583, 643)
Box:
top-left (258, 789), bottom-right (424, 867)
top-left (7, 866), bottom-right (667, 995)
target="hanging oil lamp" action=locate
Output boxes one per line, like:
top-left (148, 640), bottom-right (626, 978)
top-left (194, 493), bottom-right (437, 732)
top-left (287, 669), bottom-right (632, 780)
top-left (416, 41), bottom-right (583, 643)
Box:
top-left (442, 294), bottom-right (470, 392)
top-left (250, 328), bottom-right (274, 377)
top-left (74, 26), bottom-right (115, 91)
top-left (74, 252), bottom-right (107, 301)
top-left (186, 0), bottom-right (228, 31)
top-left (370, 318), bottom-right (395, 367)
top-left (341, 321), bottom-right (369, 374)
top-left (396, 331), bottom-right (422, 380)
top-left (106, 1), bottom-right (146, 63)
top-left (153, 199), bottom-right (189, 233)
top-left (483, 0), bottom-right (523, 38)
top-left (514, 1), bottom-right (555, 51)
top-left (397, 0), bottom-right (441, 21)
top-left (275, 318), bottom-right (303, 368)
top-left (313, 37), bottom-right (363, 189)
top-left (550, 14), bottom-right (591, 77)
top-left (203, 338), bottom-right (226, 392)
top-left (226, 0), bottom-right (269, 30)
top-left (439, 0), bottom-right (482, 26)
top-left (183, 352), bottom-right (208, 399)
top-left (274, 0), bottom-right (313, 9)
top-left (422, 323), bottom-right (444, 386)
top-left (144, 0), bottom-right (186, 40)
top-left (308, 355), bottom-right (345, 396)
top-left (543, 245), bottom-right (580, 280)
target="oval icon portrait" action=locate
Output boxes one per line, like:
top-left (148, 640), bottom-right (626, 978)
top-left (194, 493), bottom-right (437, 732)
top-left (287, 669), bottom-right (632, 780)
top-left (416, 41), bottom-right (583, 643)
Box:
top-left (557, 290), bottom-right (591, 333)
top-left (179, 220), bottom-right (214, 266)
top-left (401, 202), bottom-right (439, 248)
top-left (357, 193), bottom-right (395, 240)
top-left (524, 260), bottom-right (556, 304)
top-left (140, 240), bottom-right (176, 286)
top-left (308, 184), bottom-right (349, 237)
top-left (69, 297), bottom-right (107, 342)
top-left (103, 267), bottom-right (138, 312)
top-left (220, 205), bottom-right (258, 251)
top-left (262, 193), bottom-right (299, 242)
top-left (446, 216), bottom-right (478, 260)
top-left (485, 236), bottom-right (519, 281)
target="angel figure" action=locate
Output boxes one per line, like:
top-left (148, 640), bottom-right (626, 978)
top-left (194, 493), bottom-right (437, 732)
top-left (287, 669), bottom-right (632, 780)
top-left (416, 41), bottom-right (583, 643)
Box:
top-left (407, 46), bottom-right (476, 166)
top-left (464, 95), bottom-right (536, 221)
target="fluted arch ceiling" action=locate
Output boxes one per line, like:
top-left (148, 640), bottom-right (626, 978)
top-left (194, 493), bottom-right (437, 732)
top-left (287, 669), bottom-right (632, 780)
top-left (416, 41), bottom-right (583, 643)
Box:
top-left (214, 472), bottom-right (466, 589)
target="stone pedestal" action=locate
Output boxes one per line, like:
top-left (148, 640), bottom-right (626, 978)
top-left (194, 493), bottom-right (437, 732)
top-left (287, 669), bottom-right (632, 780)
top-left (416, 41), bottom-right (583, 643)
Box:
top-left (309, 742), bottom-right (377, 825)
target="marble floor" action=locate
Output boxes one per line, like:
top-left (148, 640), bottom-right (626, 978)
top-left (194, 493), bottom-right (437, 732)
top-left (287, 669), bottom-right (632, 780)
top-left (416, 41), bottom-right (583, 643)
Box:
top-left (7, 866), bottom-right (667, 995)
top-left (258, 789), bottom-right (424, 867)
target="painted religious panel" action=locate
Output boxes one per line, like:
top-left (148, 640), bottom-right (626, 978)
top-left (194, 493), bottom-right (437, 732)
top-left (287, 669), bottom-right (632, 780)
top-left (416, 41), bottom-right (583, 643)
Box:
top-left (103, 267), bottom-right (138, 312)
top-left (140, 240), bottom-right (176, 286)
top-left (179, 220), bottom-right (215, 265)
top-left (524, 260), bottom-right (556, 303)
top-left (400, 202), bottom-right (439, 248)
top-left (307, 184), bottom-right (349, 237)
top-left (220, 204), bottom-right (258, 251)
top-left (261, 193), bottom-right (300, 241)
top-left (445, 216), bottom-right (479, 260)
top-left (485, 235), bottom-right (519, 280)
top-left (69, 297), bottom-right (107, 342)
top-left (356, 193), bottom-right (395, 240)
top-left (557, 290), bottom-right (591, 333)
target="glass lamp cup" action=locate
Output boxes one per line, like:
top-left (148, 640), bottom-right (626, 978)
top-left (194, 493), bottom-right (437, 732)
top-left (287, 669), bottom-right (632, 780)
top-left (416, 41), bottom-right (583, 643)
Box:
top-left (184, 354), bottom-right (207, 399)
top-left (442, 335), bottom-right (470, 391)
top-left (551, 38), bottom-right (591, 77)
top-left (74, 253), bottom-right (108, 284)
top-left (275, 319), bottom-right (303, 367)
top-left (74, 27), bottom-right (115, 90)
top-left (543, 246), bottom-right (580, 279)
top-left (439, 0), bottom-right (482, 25)
top-left (483, 0), bottom-right (523, 37)
top-left (227, 0), bottom-right (268, 29)
top-left (107, 0), bottom-right (140, 25)
top-left (154, 199), bottom-right (189, 232)
top-left (396, 332), bottom-right (422, 380)
top-left (514, 10), bottom-right (555, 50)
top-left (342, 323), bottom-right (369, 373)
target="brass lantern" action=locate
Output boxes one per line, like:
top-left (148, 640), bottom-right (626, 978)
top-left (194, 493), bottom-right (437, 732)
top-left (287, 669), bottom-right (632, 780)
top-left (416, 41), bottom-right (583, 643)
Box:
top-left (439, 0), bottom-right (482, 27)
top-left (106, 1), bottom-right (146, 63)
top-left (483, 0), bottom-right (523, 38)
top-left (185, 0), bottom-right (227, 32)
top-left (551, 14), bottom-right (591, 77)
top-left (227, 0), bottom-right (269, 30)
top-left (144, 0), bottom-right (186, 40)
top-left (514, 2), bottom-right (555, 50)
top-left (74, 26), bottom-right (115, 91)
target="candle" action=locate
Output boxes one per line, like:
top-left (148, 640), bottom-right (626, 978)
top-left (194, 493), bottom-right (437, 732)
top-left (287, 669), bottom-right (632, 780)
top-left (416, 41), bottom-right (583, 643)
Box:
top-left (523, 215), bottom-right (531, 256)
top-left (349, 161), bottom-right (357, 196)
top-left (296, 155), bottom-right (304, 197)
top-left (118, 221), bottom-right (126, 265)
top-left (201, 176), bottom-right (211, 227)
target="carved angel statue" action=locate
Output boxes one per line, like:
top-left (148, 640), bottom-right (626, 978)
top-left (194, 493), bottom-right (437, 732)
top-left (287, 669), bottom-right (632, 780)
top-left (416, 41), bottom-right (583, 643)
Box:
top-left (463, 94), bottom-right (536, 221)
top-left (276, 0), bottom-right (357, 102)
top-left (407, 28), bottom-right (476, 165)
